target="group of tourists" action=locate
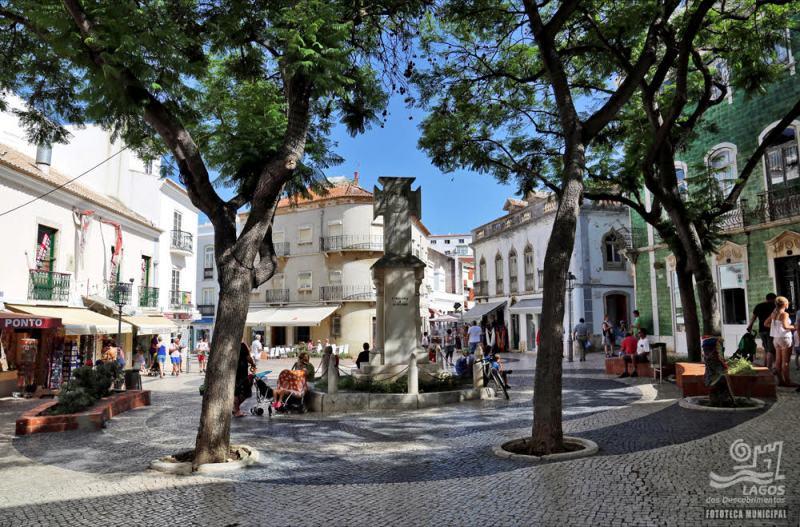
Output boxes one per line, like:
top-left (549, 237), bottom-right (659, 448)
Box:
top-left (141, 335), bottom-right (205, 378)
top-left (747, 293), bottom-right (799, 390)
top-left (599, 311), bottom-right (642, 358)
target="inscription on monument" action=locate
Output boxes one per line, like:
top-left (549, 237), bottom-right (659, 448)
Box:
top-left (392, 296), bottom-right (409, 306)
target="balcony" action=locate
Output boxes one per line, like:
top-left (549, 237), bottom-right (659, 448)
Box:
top-left (474, 280), bottom-right (488, 298)
top-left (169, 290), bottom-right (193, 310)
top-left (265, 289), bottom-right (289, 304)
top-left (720, 190), bottom-right (800, 231)
top-left (139, 286), bottom-right (159, 308)
top-left (524, 273), bottom-right (535, 292)
top-left (28, 270), bottom-right (70, 302)
top-left (322, 234), bottom-right (382, 252)
top-left (274, 242), bottom-right (290, 257)
top-left (320, 285), bottom-right (376, 302)
top-left (197, 304), bottom-right (216, 316)
top-left (106, 281), bottom-right (134, 305)
top-left (170, 230), bottom-right (193, 254)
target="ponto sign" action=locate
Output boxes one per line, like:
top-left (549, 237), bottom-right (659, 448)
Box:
top-left (2, 318), bottom-right (51, 329)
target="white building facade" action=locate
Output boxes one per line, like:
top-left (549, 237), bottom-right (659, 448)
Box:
top-left (469, 194), bottom-right (634, 351)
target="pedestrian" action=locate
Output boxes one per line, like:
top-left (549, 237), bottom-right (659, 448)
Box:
top-left (169, 338), bottom-right (181, 376)
top-left (316, 339), bottom-right (323, 355)
top-left (631, 310), bottom-right (642, 335)
top-left (444, 328), bottom-right (455, 367)
top-left (485, 323), bottom-right (496, 355)
top-left (766, 296), bottom-right (796, 387)
top-left (747, 293), bottom-right (777, 371)
top-left (134, 347), bottom-right (146, 373)
top-left (454, 326), bottom-right (463, 354)
top-left (421, 331), bottom-right (430, 348)
top-left (292, 351), bottom-right (316, 380)
top-left (601, 315), bottom-right (614, 357)
top-left (251, 334), bottom-right (263, 364)
top-left (233, 342), bottom-right (256, 417)
top-left (618, 331), bottom-right (638, 377)
top-left (156, 336), bottom-right (167, 378)
top-left (177, 336), bottom-right (188, 373)
top-left (318, 345), bottom-right (338, 380)
top-left (355, 342), bottom-right (371, 369)
top-left (467, 321), bottom-right (482, 355)
top-left (196, 336), bottom-right (209, 373)
top-left (573, 318), bottom-right (590, 361)
top-left (149, 335), bottom-right (158, 369)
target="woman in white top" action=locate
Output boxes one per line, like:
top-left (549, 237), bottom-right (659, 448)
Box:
top-left (766, 296), bottom-right (796, 387)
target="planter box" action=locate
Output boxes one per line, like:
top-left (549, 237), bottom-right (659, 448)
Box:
top-left (16, 390), bottom-right (151, 436)
top-left (675, 363), bottom-right (775, 399)
top-left (604, 357), bottom-right (653, 377)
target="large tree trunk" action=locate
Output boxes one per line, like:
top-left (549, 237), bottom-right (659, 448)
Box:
top-left (693, 253), bottom-right (721, 337)
top-left (675, 253), bottom-right (702, 362)
top-left (193, 262), bottom-right (253, 467)
top-left (530, 158), bottom-right (583, 455)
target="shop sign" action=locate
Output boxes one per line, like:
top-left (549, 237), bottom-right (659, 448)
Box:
top-left (1, 316), bottom-right (61, 330)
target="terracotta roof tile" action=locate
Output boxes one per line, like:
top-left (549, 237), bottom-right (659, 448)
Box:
top-left (277, 180), bottom-right (373, 208)
top-left (0, 144), bottom-right (158, 230)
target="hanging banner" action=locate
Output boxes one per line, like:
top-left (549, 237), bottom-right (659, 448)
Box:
top-left (35, 233), bottom-right (51, 270)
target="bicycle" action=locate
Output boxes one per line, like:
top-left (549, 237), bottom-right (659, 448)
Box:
top-left (478, 356), bottom-right (509, 400)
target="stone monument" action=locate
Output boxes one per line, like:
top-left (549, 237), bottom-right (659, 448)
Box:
top-left (367, 177), bottom-right (426, 373)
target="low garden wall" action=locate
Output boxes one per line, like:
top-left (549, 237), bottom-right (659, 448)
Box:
top-left (308, 387), bottom-right (487, 413)
top-left (16, 390), bottom-right (151, 436)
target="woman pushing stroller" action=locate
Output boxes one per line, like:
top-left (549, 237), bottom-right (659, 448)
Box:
top-left (233, 342), bottom-right (257, 417)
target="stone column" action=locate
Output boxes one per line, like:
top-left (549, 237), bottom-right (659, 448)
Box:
top-left (373, 273), bottom-right (385, 365)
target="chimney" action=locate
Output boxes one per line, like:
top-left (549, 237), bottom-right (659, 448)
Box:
top-left (35, 143), bottom-right (52, 174)
top-left (353, 171), bottom-right (359, 186)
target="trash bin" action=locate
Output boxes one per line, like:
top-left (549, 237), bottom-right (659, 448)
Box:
top-left (124, 370), bottom-right (142, 391)
top-left (652, 342), bottom-right (668, 382)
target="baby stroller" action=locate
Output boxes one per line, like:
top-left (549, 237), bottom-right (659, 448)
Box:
top-left (271, 369), bottom-right (308, 415)
top-left (249, 371), bottom-right (273, 416)
top-left (146, 359), bottom-right (161, 377)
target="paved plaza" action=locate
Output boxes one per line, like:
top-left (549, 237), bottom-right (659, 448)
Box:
top-left (0, 352), bottom-right (796, 526)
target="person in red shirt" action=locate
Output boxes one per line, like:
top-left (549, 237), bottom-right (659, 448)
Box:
top-left (619, 332), bottom-right (638, 377)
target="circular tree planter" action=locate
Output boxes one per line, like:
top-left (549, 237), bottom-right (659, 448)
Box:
top-left (493, 436), bottom-right (598, 463)
top-left (150, 445), bottom-right (259, 475)
top-left (679, 396), bottom-right (765, 412)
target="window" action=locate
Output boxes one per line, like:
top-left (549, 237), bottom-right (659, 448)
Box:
top-left (271, 273), bottom-right (285, 290)
top-left (603, 231), bottom-right (624, 270)
top-left (201, 288), bottom-right (215, 305)
top-left (675, 162), bottom-right (689, 198)
top-left (764, 127), bottom-right (799, 189)
top-left (431, 240), bottom-right (437, 244)
top-left (494, 253), bottom-right (504, 294)
top-left (711, 59), bottom-right (731, 102)
top-left (298, 226), bottom-right (313, 245)
top-left (708, 146), bottom-right (737, 198)
top-left (508, 249), bottom-right (518, 293)
top-left (140, 255), bottom-right (151, 286)
top-left (719, 264), bottom-right (748, 325)
top-left (671, 271), bottom-right (685, 332)
top-left (273, 230), bottom-right (285, 243)
top-left (171, 269), bottom-right (181, 292)
top-left (445, 239), bottom-right (451, 244)
top-left (524, 246), bottom-right (534, 291)
top-left (458, 239), bottom-right (465, 244)
top-left (144, 160), bottom-right (153, 175)
top-left (173, 211), bottom-right (182, 232)
top-left (203, 246), bottom-right (214, 279)
top-left (768, 28), bottom-right (794, 68)
top-left (327, 220), bottom-right (342, 237)
top-left (331, 315), bottom-right (342, 337)
top-left (298, 271), bottom-right (312, 291)
top-left (35, 225), bottom-right (57, 271)
top-left (328, 270), bottom-right (342, 285)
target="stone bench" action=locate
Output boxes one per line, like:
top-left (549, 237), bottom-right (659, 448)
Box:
top-left (604, 356), bottom-right (653, 377)
top-left (675, 362), bottom-right (776, 399)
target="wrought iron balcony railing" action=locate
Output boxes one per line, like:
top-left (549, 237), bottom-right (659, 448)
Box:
top-left (322, 234), bottom-right (383, 252)
top-left (107, 281), bottom-right (134, 305)
top-left (169, 290), bottom-right (193, 309)
top-left (320, 285), bottom-right (376, 302)
top-left (719, 190), bottom-right (800, 231)
top-left (265, 289), bottom-right (289, 304)
top-left (274, 242), bottom-right (290, 257)
top-left (197, 304), bottom-right (216, 316)
top-left (28, 269), bottom-right (70, 302)
top-left (170, 230), bottom-right (193, 253)
top-left (139, 286), bottom-right (159, 308)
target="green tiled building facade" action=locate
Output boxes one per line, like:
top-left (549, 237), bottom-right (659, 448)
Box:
top-left (631, 39), bottom-right (800, 354)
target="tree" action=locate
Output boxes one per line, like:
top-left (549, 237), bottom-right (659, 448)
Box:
top-left (583, 1), bottom-right (800, 359)
top-left (0, 0), bottom-right (422, 466)
top-left (416, 0), bottom-right (678, 454)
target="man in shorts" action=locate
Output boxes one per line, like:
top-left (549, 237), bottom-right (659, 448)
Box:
top-left (747, 293), bottom-right (777, 371)
top-left (467, 321), bottom-right (482, 354)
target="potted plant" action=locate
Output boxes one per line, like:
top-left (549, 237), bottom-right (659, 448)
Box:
top-left (725, 357), bottom-right (757, 399)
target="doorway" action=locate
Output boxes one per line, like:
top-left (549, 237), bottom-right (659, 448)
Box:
top-left (510, 314), bottom-right (519, 350)
top-left (604, 293), bottom-right (629, 326)
top-left (775, 255), bottom-right (800, 312)
top-left (526, 314), bottom-right (535, 351)
top-left (271, 326), bottom-right (287, 346)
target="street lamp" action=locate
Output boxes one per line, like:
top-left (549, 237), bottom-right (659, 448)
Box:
top-left (566, 271), bottom-right (576, 362)
top-left (114, 278), bottom-right (135, 357)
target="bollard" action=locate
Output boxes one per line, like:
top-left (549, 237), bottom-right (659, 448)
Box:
top-left (407, 352), bottom-right (419, 395)
top-left (473, 361), bottom-right (484, 389)
top-left (327, 357), bottom-right (338, 395)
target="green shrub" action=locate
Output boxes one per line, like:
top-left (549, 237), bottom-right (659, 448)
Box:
top-left (727, 357), bottom-right (756, 376)
top-left (48, 363), bottom-right (122, 415)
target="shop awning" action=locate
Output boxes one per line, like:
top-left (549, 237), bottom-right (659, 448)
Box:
top-left (122, 315), bottom-right (177, 335)
top-left (267, 305), bottom-right (340, 326)
top-left (509, 298), bottom-right (543, 313)
top-left (246, 308), bottom-right (277, 326)
top-left (7, 305), bottom-right (132, 335)
top-left (462, 301), bottom-right (506, 322)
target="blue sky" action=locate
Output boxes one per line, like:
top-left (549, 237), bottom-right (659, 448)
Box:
top-left (208, 95), bottom-right (518, 234)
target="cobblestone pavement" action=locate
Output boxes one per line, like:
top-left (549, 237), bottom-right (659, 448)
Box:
top-left (0, 352), bottom-right (797, 526)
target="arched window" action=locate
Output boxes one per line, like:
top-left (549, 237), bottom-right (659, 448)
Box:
top-left (508, 249), bottom-right (518, 293)
top-left (675, 161), bottom-right (689, 198)
top-left (495, 253), bottom-right (504, 295)
top-left (707, 145), bottom-right (737, 198)
top-left (603, 231), bottom-right (624, 270)
top-left (763, 126), bottom-right (799, 190)
top-left (478, 257), bottom-right (487, 297)
top-left (523, 245), bottom-right (534, 291)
